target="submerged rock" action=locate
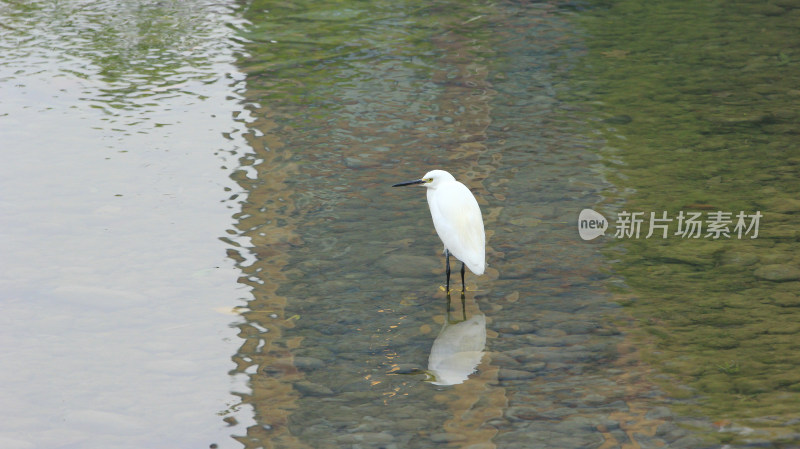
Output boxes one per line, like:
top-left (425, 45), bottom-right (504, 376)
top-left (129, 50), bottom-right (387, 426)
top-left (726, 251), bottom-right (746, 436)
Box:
top-left (378, 254), bottom-right (440, 277)
top-left (497, 368), bottom-right (538, 381)
top-left (645, 406), bottom-right (674, 420)
top-left (293, 381), bottom-right (334, 397)
top-left (719, 251), bottom-right (759, 267)
top-left (754, 264), bottom-right (800, 282)
top-left (293, 356), bottom-right (325, 371)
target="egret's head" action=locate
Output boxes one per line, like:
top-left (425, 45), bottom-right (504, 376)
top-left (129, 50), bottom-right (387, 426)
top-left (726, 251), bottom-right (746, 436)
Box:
top-left (392, 169), bottom-right (455, 189)
top-left (420, 170), bottom-right (455, 189)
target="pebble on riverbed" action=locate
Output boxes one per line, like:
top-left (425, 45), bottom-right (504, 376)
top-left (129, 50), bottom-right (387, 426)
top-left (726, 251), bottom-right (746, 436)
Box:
top-left (293, 380), bottom-right (334, 397)
top-left (754, 264), bottom-right (800, 282)
top-left (377, 254), bottom-right (440, 278)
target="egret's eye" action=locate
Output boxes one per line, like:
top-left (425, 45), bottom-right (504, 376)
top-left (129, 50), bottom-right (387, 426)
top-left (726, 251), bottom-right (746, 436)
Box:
top-left (424, 178), bottom-right (433, 183)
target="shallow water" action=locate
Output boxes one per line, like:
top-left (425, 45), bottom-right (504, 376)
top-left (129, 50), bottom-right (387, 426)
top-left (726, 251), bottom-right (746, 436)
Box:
top-left (574, 0), bottom-right (800, 445)
top-left (226, 1), bottom-right (691, 448)
top-left (2, 0), bottom-right (798, 448)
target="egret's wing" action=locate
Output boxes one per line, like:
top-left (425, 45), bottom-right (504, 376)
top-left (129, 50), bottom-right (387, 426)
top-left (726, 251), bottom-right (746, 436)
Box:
top-left (428, 182), bottom-right (485, 274)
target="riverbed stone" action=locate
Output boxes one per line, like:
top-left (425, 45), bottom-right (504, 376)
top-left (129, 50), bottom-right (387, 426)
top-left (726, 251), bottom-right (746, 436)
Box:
top-left (493, 320), bottom-right (537, 334)
top-left (393, 418), bottom-right (431, 432)
top-left (656, 421), bottom-right (689, 441)
top-left (293, 380), bottom-right (334, 397)
top-left (336, 431), bottom-right (395, 445)
top-left (490, 352), bottom-right (521, 367)
top-left (343, 156), bottom-right (380, 169)
top-left (378, 254), bottom-right (440, 277)
top-left (632, 433), bottom-right (666, 449)
top-left (430, 432), bottom-right (467, 443)
top-left (769, 291), bottom-right (799, 307)
top-left (583, 393), bottom-right (606, 406)
top-left (498, 368), bottom-right (538, 381)
top-left (670, 435), bottom-right (708, 449)
top-left (505, 406), bottom-right (542, 421)
top-left (754, 264), bottom-right (800, 282)
top-left (764, 196), bottom-right (800, 214)
top-left (720, 251), bottom-right (759, 267)
top-left (293, 356), bottom-right (325, 371)
top-left (644, 406), bottom-right (674, 420)
top-left (521, 361), bottom-right (546, 372)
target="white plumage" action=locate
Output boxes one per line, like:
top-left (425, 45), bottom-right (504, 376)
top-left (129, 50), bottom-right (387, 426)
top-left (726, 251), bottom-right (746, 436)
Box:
top-left (392, 169), bottom-right (486, 293)
top-left (424, 170), bottom-right (485, 275)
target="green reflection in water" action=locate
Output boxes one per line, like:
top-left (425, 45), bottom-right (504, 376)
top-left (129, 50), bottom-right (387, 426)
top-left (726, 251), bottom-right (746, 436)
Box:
top-left (0, 0), bottom-right (238, 121)
top-left (575, 0), bottom-right (800, 442)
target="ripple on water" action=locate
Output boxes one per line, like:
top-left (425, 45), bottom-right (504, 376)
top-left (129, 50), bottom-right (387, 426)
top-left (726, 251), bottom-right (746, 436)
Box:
top-left (0, 1), bottom-right (251, 448)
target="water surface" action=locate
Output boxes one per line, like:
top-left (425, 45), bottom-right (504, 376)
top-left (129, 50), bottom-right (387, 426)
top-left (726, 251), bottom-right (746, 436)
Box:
top-left (0, 1), bottom-right (249, 448)
top-left (226, 1), bottom-right (683, 448)
top-left (3, 0), bottom-right (798, 447)
top-left (574, 0), bottom-right (800, 444)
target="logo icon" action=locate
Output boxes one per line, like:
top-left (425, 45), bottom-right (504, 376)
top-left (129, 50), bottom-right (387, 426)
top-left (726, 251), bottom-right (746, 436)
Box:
top-left (578, 209), bottom-right (608, 241)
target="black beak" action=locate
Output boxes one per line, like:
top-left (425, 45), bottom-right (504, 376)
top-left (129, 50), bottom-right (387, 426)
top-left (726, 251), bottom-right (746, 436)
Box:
top-left (392, 179), bottom-right (425, 187)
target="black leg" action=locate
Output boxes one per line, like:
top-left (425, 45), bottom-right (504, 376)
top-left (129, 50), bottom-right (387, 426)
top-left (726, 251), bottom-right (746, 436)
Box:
top-left (460, 262), bottom-right (466, 293)
top-left (460, 263), bottom-right (466, 321)
top-left (445, 249), bottom-right (451, 294)
top-left (461, 290), bottom-right (466, 322)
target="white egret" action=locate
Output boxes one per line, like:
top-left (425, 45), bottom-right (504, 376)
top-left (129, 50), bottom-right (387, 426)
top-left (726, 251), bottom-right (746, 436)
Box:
top-left (392, 170), bottom-right (485, 294)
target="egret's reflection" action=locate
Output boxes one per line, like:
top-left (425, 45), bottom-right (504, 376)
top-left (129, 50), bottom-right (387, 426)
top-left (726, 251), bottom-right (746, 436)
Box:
top-left (425, 310), bottom-right (486, 386)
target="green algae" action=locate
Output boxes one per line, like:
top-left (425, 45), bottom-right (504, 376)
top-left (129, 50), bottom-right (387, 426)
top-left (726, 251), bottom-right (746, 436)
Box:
top-left (573, 0), bottom-right (800, 442)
